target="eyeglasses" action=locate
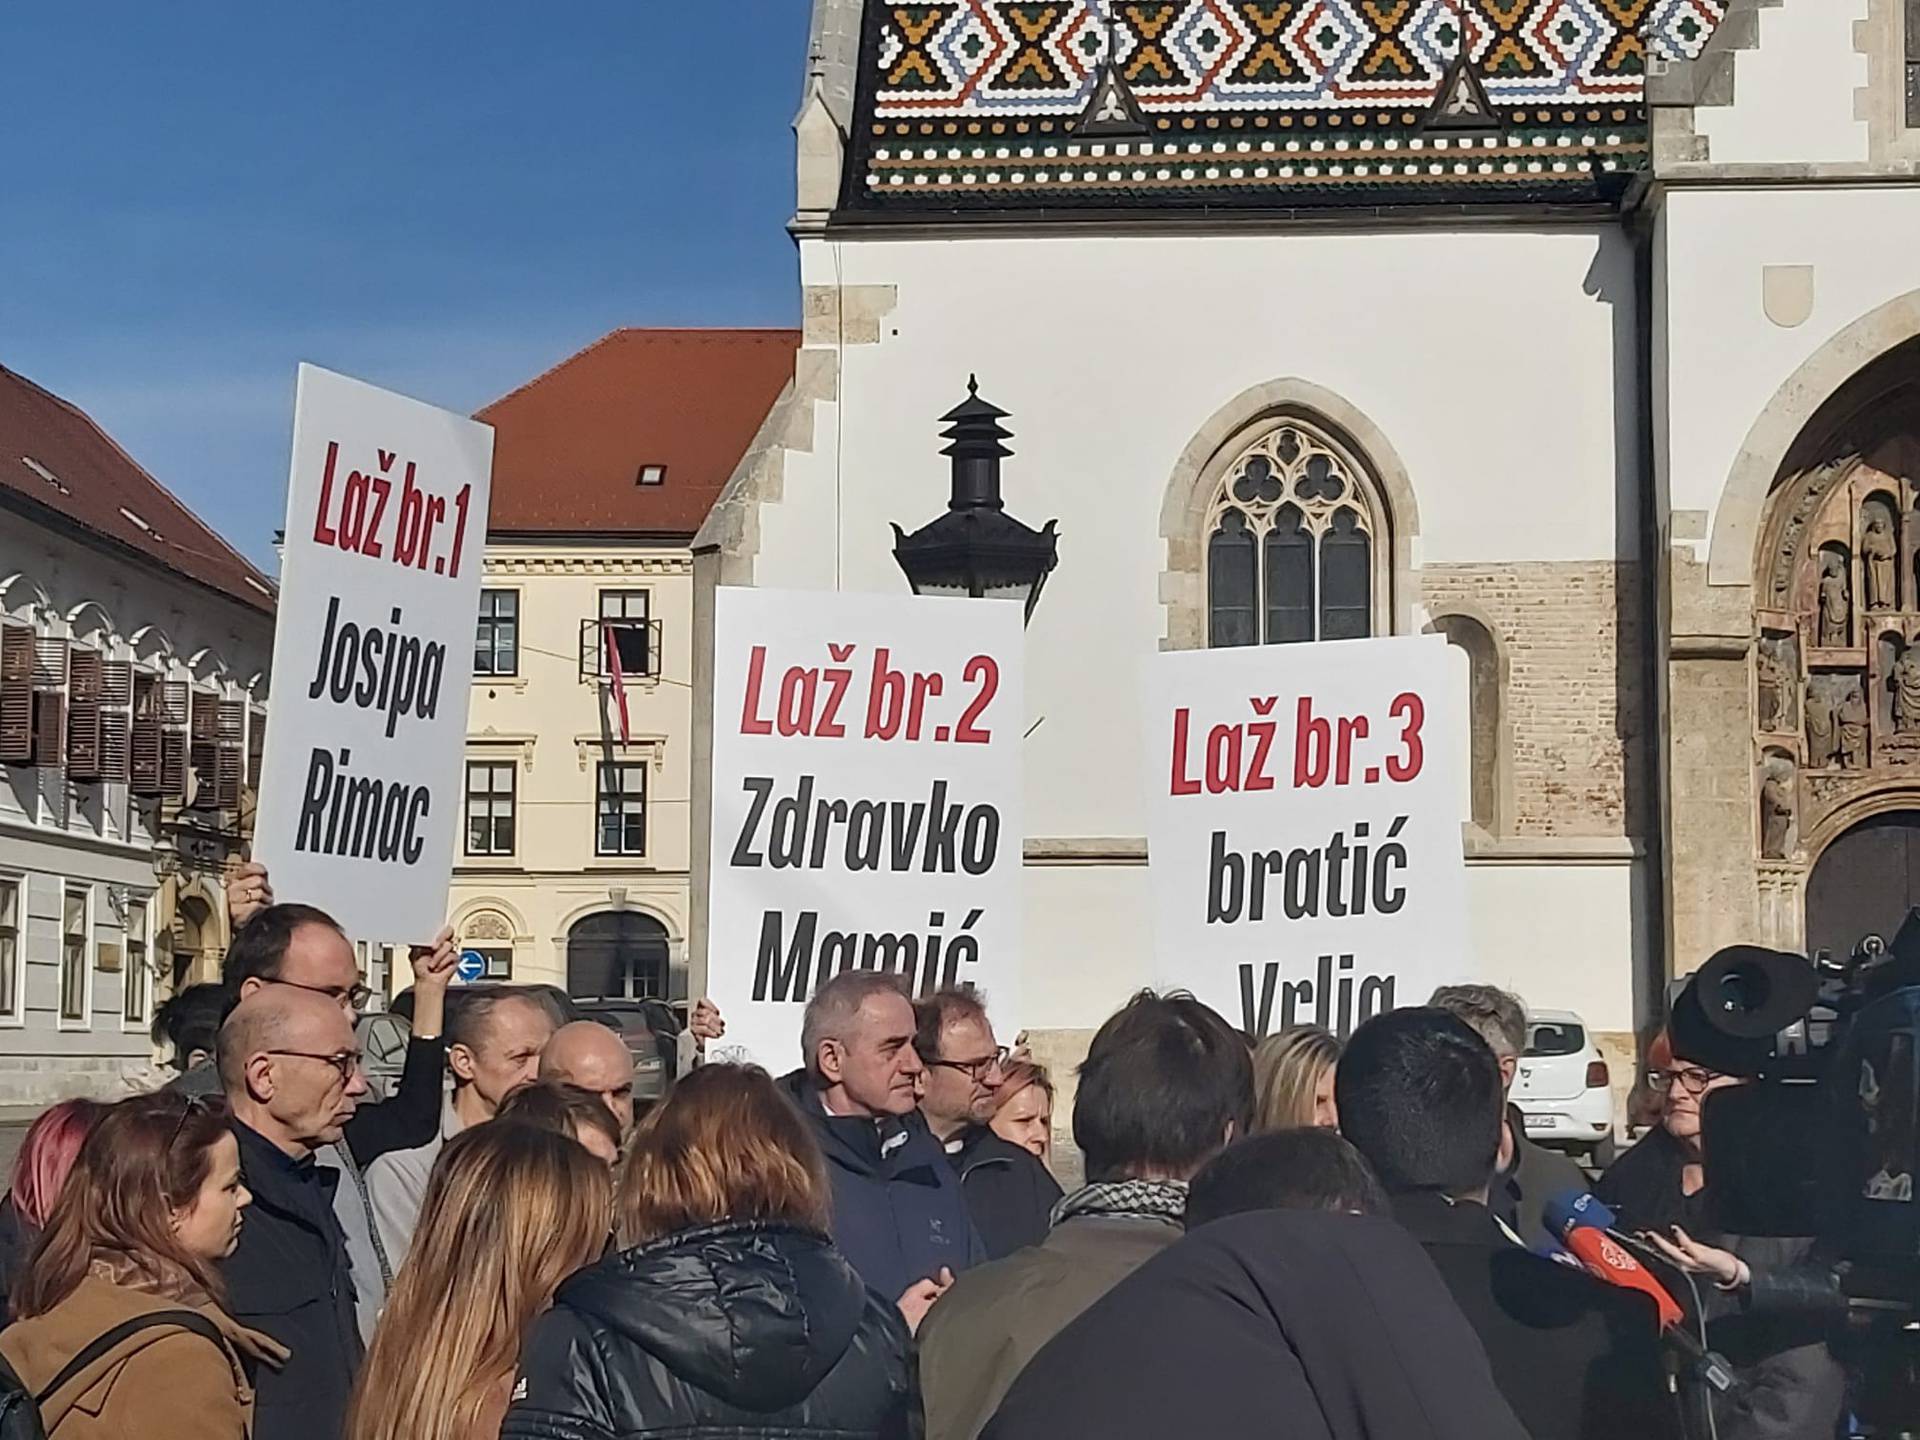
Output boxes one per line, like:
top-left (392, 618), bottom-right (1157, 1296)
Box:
top-left (927, 1047), bottom-right (1010, 1082)
top-left (267, 1049), bottom-right (364, 1084)
top-left (1648, 1065), bottom-right (1719, 1097)
top-left (267, 976), bottom-right (373, 1013)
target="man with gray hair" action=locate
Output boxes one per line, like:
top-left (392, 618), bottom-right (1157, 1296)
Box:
top-left (1428, 983), bottom-right (1585, 1246)
top-left (781, 970), bottom-right (984, 1329)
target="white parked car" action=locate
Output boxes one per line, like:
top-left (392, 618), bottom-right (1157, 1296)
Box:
top-left (1511, 1009), bottom-right (1616, 1168)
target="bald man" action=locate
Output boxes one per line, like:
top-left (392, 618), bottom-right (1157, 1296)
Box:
top-left (540, 1021), bottom-right (638, 1134)
top-left (219, 989), bottom-right (370, 1440)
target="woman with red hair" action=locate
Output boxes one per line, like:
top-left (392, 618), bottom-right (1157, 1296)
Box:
top-left (0, 1099), bottom-right (105, 1316)
top-left (1, 1093), bottom-right (286, 1438)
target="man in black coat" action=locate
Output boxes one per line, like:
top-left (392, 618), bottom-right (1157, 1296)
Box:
top-left (982, 1209), bottom-right (1530, 1440)
top-left (220, 987), bottom-right (372, 1440)
top-left (913, 988), bottom-right (1061, 1258)
top-left (781, 970), bottom-right (983, 1319)
top-left (1338, 1008), bottom-right (1681, 1440)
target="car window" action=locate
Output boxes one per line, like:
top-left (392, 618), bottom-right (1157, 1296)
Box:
top-left (361, 1014), bottom-right (412, 1067)
top-left (1526, 1021), bottom-right (1586, 1057)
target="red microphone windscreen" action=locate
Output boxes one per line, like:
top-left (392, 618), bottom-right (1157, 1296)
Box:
top-left (1560, 1226), bottom-right (1686, 1329)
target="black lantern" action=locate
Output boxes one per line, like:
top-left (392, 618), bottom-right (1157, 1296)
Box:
top-left (891, 377), bottom-right (1059, 622)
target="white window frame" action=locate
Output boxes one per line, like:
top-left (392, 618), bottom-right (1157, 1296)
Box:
top-left (0, 873), bottom-right (24, 1028)
top-left (58, 882), bottom-right (93, 1031)
top-left (475, 587), bottom-right (521, 679)
top-left (122, 892), bottom-right (152, 1031)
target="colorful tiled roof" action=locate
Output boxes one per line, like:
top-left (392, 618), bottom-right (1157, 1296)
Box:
top-left (0, 363), bottom-right (275, 613)
top-left (843, 1), bottom-right (1728, 212)
top-left (476, 329), bottom-right (801, 539)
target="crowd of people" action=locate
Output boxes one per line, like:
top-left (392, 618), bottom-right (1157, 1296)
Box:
top-left (0, 861), bottom-right (1856, 1440)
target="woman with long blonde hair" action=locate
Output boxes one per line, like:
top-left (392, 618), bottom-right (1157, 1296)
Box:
top-left (1252, 1025), bottom-right (1344, 1132)
top-left (502, 1064), bottom-right (918, 1439)
top-left (346, 1122), bottom-right (610, 1440)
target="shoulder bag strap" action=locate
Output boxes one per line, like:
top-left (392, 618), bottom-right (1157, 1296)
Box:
top-left (35, 1309), bottom-right (229, 1407)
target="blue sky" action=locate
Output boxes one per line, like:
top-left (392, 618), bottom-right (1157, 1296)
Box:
top-left (1, 3), bottom-right (810, 568)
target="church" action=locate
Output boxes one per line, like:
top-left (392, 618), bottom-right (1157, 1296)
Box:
top-left (690, 0), bottom-right (1920, 1084)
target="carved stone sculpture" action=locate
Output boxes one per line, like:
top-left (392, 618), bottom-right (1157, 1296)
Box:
top-left (1760, 760), bottom-right (1795, 860)
top-left (1895, 650), bottom-right (1920, 735)
top-left (1863, 513), bottom-right (1898, 610)
top-left (1819, 555), bottom-right (1851, 647)
top-left (1756, 639), bottom-right (1796, 733)
top-left (1839, 683), bottom-right (1870, 769)
top-left (1806, 681), bottom-right (1839, 768)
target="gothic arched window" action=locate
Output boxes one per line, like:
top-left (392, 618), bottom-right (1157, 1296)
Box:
top-left (1205, 422), bottom-right (1388, 646)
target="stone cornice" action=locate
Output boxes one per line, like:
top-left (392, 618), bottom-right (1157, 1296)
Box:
top-left (484, 554), bottom-right (692, 578)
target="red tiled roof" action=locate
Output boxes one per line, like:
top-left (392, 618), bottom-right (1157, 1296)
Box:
top-left (476, 328), bottom-right (801, 538)
top-left (0, 363), bottom-right (275, 614)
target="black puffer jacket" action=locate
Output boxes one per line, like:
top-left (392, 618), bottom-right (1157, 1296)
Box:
top-left (501, 1220), bottom-right (921, 1440)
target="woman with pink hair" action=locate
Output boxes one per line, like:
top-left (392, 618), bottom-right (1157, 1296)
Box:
top-left (0, 1099), bottom-right (105, 1316)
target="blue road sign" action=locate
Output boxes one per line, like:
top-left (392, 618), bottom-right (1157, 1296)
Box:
top-left (456, 949), bottom-right (487, 984)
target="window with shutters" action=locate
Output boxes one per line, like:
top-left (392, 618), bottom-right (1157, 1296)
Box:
top-left (187, 691), bottom-right (225, 810)
top-left (216, 700), bottom-right (244, 809)
top-left (246, 705), bottom-right (266, 793)
top-left (31, 638), bottom-right (68, 769)
top-left (60, 884), bottom-right (90, 1026)
top-left (1204, 421), bottom-right (1389, 647)
top-left (67, 648), bottom-right (103, 781)
top-left (98, 661), bottom-right (131, 785)
top-left (131, 672), bottom-right (163, 795)
top-left (0, 627), bottom-right (32, 764)
top-left (123, 896), bottom-right (150, 1026)
top-left (0, 876), bottom-right (20, 1024)
top-left (159, 680), bottom-right (190, 804)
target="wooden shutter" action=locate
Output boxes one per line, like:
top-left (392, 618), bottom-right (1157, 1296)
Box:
top-left (32, 691), bottom-right (65, 767)
top-left (216, 699), bottom-right (245, 809)
top-left (66, 649), bottom-right (103, 781)
top-left (246, 707), bottom-right (266, 791)
top-left (188, 691), bottom-right (218, 810)
top-left (0, 626), bottom-right (31, 764)
top-left (130, 672), bottom-right (162, 795)
top-left (30, 638), bottom-right (67, 768)
top-left (160, 731), bottom-right (188, 803)
top-left (98, 661), bottom-right (131, 785)
top-left (160, 680), bottom-right (191, 803)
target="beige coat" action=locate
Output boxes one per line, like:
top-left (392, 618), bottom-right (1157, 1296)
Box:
top-left (0, 1274), bottom-right (287, 1440)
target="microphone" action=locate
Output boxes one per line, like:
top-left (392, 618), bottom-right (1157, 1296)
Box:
top-left (1543, 1191), bottom-right (1741, 1395)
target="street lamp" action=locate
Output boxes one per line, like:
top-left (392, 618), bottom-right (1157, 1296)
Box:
top-left (891, 377), bottom-right (1059, 623)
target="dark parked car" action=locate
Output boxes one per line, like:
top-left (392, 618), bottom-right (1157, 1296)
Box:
top-left (571, 997), bottom-right (681, 1101)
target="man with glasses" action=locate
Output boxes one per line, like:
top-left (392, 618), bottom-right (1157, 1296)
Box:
top-left (915, 988), bottom-right (1062, 1260)
top-left (175, 885), bottom-right (458, 1343)
top-left (218, 987), bottom-right (373, 1440)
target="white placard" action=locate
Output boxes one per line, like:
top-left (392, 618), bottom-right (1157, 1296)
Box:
top-left (253, 364), bottom-right (494, 944)
top-left (706, 586), bottom-right (1025, 1071)
top-left (1140, 635), bottom-right (1469, 1041)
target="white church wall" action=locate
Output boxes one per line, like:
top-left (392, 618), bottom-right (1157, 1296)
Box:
top-left (1658, 186), bottom-right (1920, 580)
top-left (742, 225), bottom-right (1646, 1038)
top-left (1692, 0), bottom-right (1870, 168)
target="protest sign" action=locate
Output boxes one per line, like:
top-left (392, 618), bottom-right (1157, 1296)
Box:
top-left (253, 364), bottom-right (494, 943)
top-left (705, 586), bottom-right (1025, 1071)
top-left (1140, 635), bottom-right (1468, 1041)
